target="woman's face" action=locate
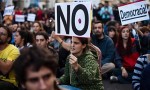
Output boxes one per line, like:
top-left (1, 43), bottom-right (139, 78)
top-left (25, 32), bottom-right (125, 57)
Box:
top-left (121, 28), bottom-right (130, 40)
top-left (108, 30), bottom-right (115, 38)
top-left (33, 23), bottom-right (41, 34)
top-left (14, 32), bottom-right (23, 46)
top-left (71, 37), bottom-right (86, 56)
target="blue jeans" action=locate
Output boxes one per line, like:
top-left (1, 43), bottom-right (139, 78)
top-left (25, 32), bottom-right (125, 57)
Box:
top-left (59, 85), bottom-right (80, 90)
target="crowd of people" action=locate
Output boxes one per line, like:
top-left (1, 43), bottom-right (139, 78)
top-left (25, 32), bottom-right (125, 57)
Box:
top-left (0, 0), bottom-right (150, 90)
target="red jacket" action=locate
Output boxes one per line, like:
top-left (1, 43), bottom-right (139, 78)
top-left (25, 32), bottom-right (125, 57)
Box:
top-left (122, 38), bottom-right (140, 71)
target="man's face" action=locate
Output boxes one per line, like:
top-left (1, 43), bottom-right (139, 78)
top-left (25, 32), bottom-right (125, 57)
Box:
top-left (0, 27), bottom-right (9, 45)
top-left (36, 35), bottom-right (48, 48)
top-left (93, 23), bottom-right (103, 37)
top-left (23, 66), bottom-right (56, 90)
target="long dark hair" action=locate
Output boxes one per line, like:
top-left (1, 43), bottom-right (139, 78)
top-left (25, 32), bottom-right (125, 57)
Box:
top-left (107, 26), bottom-right (118, 46)
top-left (117, 26), bottom-right (132, 56)
top-left (17, 29), bottom-right (34, 46)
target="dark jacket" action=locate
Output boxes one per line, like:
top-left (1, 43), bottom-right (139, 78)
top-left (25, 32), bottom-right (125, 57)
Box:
top-left (91, 34), bottom-right (115, 65)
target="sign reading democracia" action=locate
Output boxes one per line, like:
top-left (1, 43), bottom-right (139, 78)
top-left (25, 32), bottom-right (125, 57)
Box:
top-left (118, 1), bottom-right (149, 25)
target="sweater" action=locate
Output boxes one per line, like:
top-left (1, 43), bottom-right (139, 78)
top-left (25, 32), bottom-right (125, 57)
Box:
top-left (91, 34), bottom-right (115, 65)
top-left (132, 55), bottom-right (150, 90)
top-left (59, 51), bottom-right (104, 90)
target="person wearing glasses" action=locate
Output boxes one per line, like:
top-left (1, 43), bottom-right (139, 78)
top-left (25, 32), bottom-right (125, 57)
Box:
top-left (0, 25), bottom-right (20, 90)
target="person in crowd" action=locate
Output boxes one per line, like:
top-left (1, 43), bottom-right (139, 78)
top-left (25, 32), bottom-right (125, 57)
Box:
top-left (112, 5), bottom-right (120, 23)
top-left (32, 21), bottom-right (44, 34)
top-left (35, 31), bottom-right (50, 49)
top-left (59, 37), bottom-right (104, 90)
top-left (35, 31), bottom-right (58, 51)
top-left (104, 20), bottom-right (120, 34)
top-left (14, 29), bottom-right (34, 50)
top-left (10, 23), bottom-right (18, 45)
top-left (139, 26), bottom-right (150, 55)
top-left (36, 7), bottom-right (43, 21)
top-left (0, 25), bottom-right (20, 90)
top-left (43, 19), bottom-right (54, 35)
top-left (111, 26), bottom-right (140, 84)
top-left (98, 1), bottom-right (113, 24)
top-left (91, 20), bottom-right (115, 75)
top-left (13, 46), bottom-right (65, 90)
top-left (140, 63), bottom-right (150, 90)
top-left (140, 26), bottom-right (150, 37)
top-left (132, 38), bottom-right (150, 90)
top-left (49, 32), bottom-right (71, 77)
top-left (93, 3), bottom-right (103, 21)
top-left (107, 26), bottom-right (118, 46)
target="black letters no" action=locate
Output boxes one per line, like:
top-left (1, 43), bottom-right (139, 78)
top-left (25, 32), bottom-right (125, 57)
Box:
top-left (72, 4), bottom-right (89, 36)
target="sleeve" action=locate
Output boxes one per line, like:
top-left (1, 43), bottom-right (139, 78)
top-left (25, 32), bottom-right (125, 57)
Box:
top-left (109, 7), bottom-right (113, 16)
top-left (114, 49), bottom-right (123, 68)
top-left (98, 8), bottom-right (104, 16)
top-left (7, 48), bottom-right (20, 61)
top-left (101, 39), bottom-right (115, 65)
top-left (75, 55), bottom-right (100, 84)
top-left (132, 56), bottom-right (145, 90)
top-left (59, 59), bottom-right (70, 85)
top-left (134, 39), bottom-right (141, 53)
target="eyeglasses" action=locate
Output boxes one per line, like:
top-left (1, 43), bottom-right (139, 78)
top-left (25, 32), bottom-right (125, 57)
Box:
top-left (0, 32), bottom-right (7, 36)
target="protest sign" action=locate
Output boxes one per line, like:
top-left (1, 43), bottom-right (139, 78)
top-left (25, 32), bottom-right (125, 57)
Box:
top-left (27, 14), bottom-right (36, 22)
top-left (15, 15), bottom-right (25, 22)
top-left (118, 1), bottom-right (149, 25)
top-left (55, 2), bottom-right (91, 38)
top-left (3, 6), bottom-right (14, 16)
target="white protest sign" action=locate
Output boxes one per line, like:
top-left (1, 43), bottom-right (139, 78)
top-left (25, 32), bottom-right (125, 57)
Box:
top-left (27, 14), bottom-right (36, 22)
top-left (55, 2), bottom-right (91, 38)
top-left (15, 15), bottom-right (25, 22)
top-left (3, 6), bottom-right (14, 16)
top-left (118, 1), bottom-right (149, 25)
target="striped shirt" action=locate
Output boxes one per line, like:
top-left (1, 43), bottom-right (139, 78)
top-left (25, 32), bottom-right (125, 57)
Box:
top-left (132, 54), bottom-right (150, 90)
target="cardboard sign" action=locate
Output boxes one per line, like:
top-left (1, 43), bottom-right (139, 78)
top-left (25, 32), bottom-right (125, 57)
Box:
top-left (3, 6), bottom-right (14, 16)
top-left (55, 2), bottom-right (91, 38)
top-left (118, 1), bottom-right (149, 25)
top-left (15, 15), bottom-right (25, 22)
top-left (27, 13), bottom-right (36, 22)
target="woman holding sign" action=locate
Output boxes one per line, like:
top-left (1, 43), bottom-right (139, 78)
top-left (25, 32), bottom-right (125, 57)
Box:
top-left (59, 37), bottom-right (104, 90)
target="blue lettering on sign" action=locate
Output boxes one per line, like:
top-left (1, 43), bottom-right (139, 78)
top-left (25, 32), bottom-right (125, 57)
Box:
top-left (4, 9), bottom-right (13, 15)
top-left (120, 4), bottom-right (148, 21)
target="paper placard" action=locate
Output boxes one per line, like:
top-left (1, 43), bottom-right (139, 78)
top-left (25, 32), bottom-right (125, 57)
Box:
top-left (55, 2), bottom-right (91, 38)
top-left (118, 1), bottom-right (149, 25)
top-left (3, 6), bottom-right (14, 16)
top-left (15, 15), bottom-right (25, 22)
top-left (27, 14), bottom-right (36, 22)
